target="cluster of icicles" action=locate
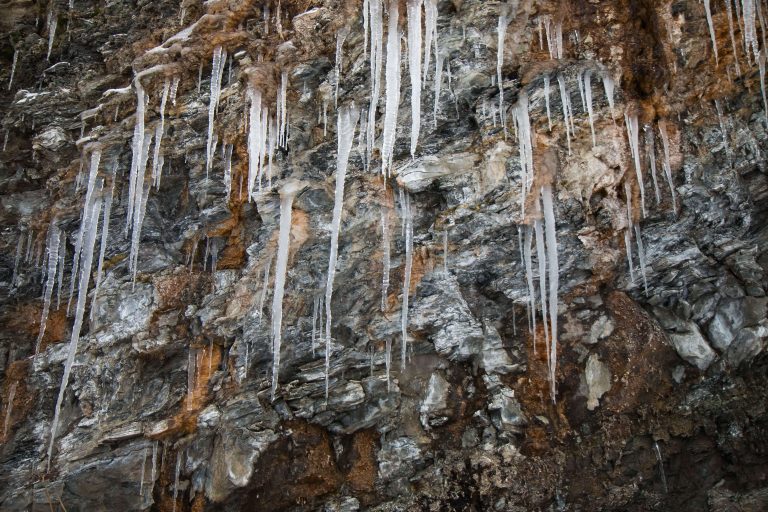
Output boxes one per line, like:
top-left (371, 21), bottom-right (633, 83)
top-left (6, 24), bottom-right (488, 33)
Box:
top-left (8, 0), bottom-right (705, 474)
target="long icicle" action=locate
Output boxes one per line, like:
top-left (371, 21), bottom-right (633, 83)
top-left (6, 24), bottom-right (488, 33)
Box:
top-left (324, 105), bottom-right (360, 402)
top-left (541, 185), bottom-right (559, 404)
top-left (381, 0), bottom-right (401, 176)
top-left (407, 0), bottom-right (423, 158)
top-left (48, 185), bottom-right (103, 470)
top-left (270, 181), bottom-right (302, 400)
top-left (401, 191), bottom-right (414, 369)
top-left (35, 222), bottom-right (61, 354)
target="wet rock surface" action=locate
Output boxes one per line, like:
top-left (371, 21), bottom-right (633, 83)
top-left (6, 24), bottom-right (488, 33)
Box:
top-left (1, 0), bottom-right (767, 511)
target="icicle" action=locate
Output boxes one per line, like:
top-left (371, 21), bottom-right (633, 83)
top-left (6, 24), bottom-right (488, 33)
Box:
top-left (401, 192), bottom-right (414, 369)
top-left (557, 74), bottom-right (573, 155)
top-left (760, 51), bottom-right (768, 124)
top-left (523, 226), bottom-right (537, 349)
top-left (584, 71), bottom-right (596, 147)
top-left (3, 382), bottom-right (16, 439)
top-left (257, 256), bottom-right (272, 325)
top-left (68, 148), bottom-right (102, 313)
top-left (153, 79), bottom-right (171, 189)
top-left (704, 0), bottom-right (719, 66)
top-left (654, 442), bottom-right (668, 493)
top-left (55, 232), bottom-right (66, 307)
top-left (48, 186), bottom-right (103, 470)
top-left (271, 182), bottom-right (303, 400)
top-left (602, 74), bottom-right (615, 116)
top-left (511, 92), bottom-right (533, 217)
top-left (381, 0), bottom-right (401, 176)
top-left (8, 48), bottom-right (18, 91)
top-left (497, 4), bottom-right (509, 138)
top-left (423, 0), bottom-right (438, 83)
top-left (127, 80), bottom-right (146, 232)
top-left (172, 453), bottom-right (181, 512)
top-left (433, 51), bottom-right (444, 127)
top-left (544, 75), bottom-right (552, 131)
top-left (139, 446), bottom-right (148, 496)
top-left (407, 0), bottom-right (423, 157)
top-left (277, 71), bottom-right (288, 148)
top-left (324, 106), bottom-right (360, 401)
top-left (381, 204), bottom-right (391, 311)
top-left (46, 10), bottom-right (57, 61)
top-left (624, 112), bottom-right (646, 218)
top-left (335, 28), bottom-right (349, 108)
top-left (35, 222), bottom-right (61, 353)
top-left (385, 337), bottom-right (392, 391)
top-left (658, 120), bottom-right (677, 212)
top-left (363, 0), bottom-right (370, 61)
top-left (634, 224), bottom-right (649, 295)
top-left (624, 180), bottom-right (636, 284)
top-left (223, 143), bottom-right (233, 201)
top-left (533, 218), bottom-right (550, 358)
top-left (742, 0), bottom-right (760, 61)
top-left (367, 0), bottom-right (384, 166)
top-left (169, 76), bottom-right (181, 106)
top-left (129, 131), bottom-right (153, 284)
top-left (11, 232), bottom-right (24, 288)
top-left (149, 441), bottom-right (158, 497)
top-left (323, 100), bottom-right (328, 138)
top-left (726, 0), bottom-right (743, 76)
top-left (644, 125), bottom-right (661, 204)
top-left (540, 185), bottom-right (559, 403)
top-left (715, 99), bottom-right (732, 165)
top-left (197, 61), bottom-right (203, 94)
top-left (247, 87), bottom-right (263, 200)
top-left (206, 46), bottom-right (227, 174)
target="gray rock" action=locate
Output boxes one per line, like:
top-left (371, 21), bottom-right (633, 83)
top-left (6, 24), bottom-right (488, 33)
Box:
top-left (669, 323), bottom-right (718, 370)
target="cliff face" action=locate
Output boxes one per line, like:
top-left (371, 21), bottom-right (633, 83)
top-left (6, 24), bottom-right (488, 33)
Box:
top-left (1, 0), bottom-right (767, 510)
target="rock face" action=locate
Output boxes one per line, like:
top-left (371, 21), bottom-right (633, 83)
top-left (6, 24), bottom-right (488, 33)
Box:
top-left (1, 0), bottom-right (767, 511)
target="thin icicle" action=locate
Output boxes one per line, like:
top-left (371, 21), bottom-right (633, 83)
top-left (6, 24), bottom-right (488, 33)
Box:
top-left (381, 204), bottom-right (391, 311)
top-left (401, 192), bottom-right (414, 369)
top-left (511, 92), bottom-right (533, 217)
top-left (270, 181), bottom-right (302, 401)
top-left (367, 0), bottom-right (384, 166)
top-left (48, 186), bottom-right (103, 470)
top-left (443, 228), bottom-right (448, 274)
top-left (523, 226), bottom-right (537, 349)
top-left (55, 231), bottom-right (66, 308)
top-left (363, 0), bottom-right (370, 61)
top-left (11, 232), bottom-right (24, 289)
top-left (533, 218), bottom-right (550, 360)
top-left (726, 0), bottom-right (743, 76)
top-left (46, 10), bottom-right (57, 61)
top-left (704, 0), bottom-right (719, 66)
top-left (634, 224), bottom-right (649, 295)
top-left (381, 0), bottom-right (401, 176)
top-left (557, 74), bottom-right (573, 154)
top-left (658, 120), bottom-right (678, 212)
top-left (149, 441), bottom-right (158, 497)
top-left (433, 51), bottom-right (444, 127)
top-left (3, 382), bottom-right (16, 439)
top-left (544, 75), bottom-right (552, 131)
top-left (257, 256), bottom-right (272, 325)
top-left (223, 143), bottom-right (233, 201)
top-left (8, 48), bottom-right (18, 91)
top-left (497, 4), bottom-right (509, 138)
top-left (624, 112), bottom-right (646, 218)
top-left (35, 222), bottom-right (60, 354)
top-left (68, 148), bottom-right (102, 314)
top-left (152, 79), bottom-right (171, 189)
top-left (541, 185), bottom-right (559, 404)
top-left (423, 0), bottom-right (438, 83)
top-left (602, 74), bottom-right (615, 116)
top-left (715, 99), bottom-right (732, 165)
top-left (247, 87), bottom-right (263, 199)
top-left (206, 46), bottom-right (227, 174)
top-left (760, 51), bottom-right (768, 124)
top-left (127, 80), bottom-right (146, 232)
top-left (172, 453), bottom-right (181, 512)
top-left (277, 71), bottom-right (288, 148)
top-left (139, 446), bottom-right (148, 496)
top-left (407, 0), bottom-right (423, 157)
top-left (624, 180), bottom-right (636, 284)
top-left (584, 70), bottom-right (596, 147)
top-left (129, 131), bottom-right (153, 283)
top-left (324, 105), bottom-right (360, 401)
top-left (644, 125), bottom-right (661, 204)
